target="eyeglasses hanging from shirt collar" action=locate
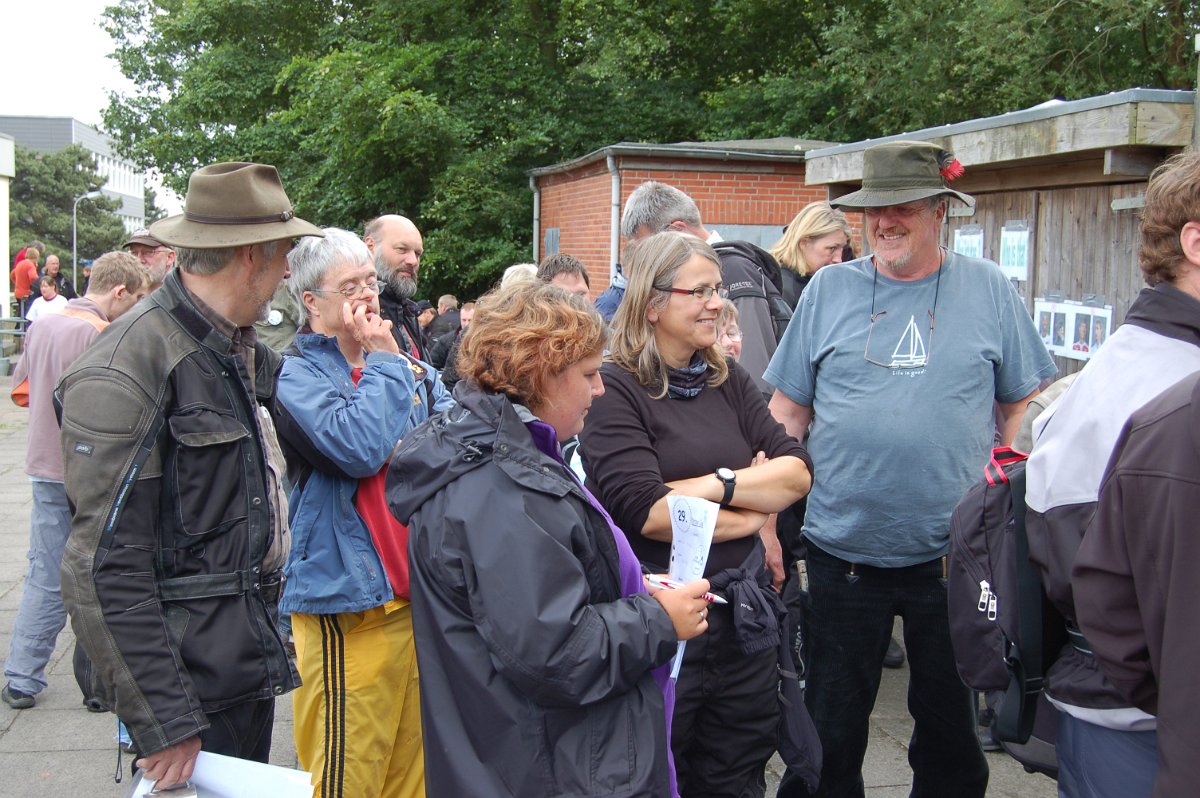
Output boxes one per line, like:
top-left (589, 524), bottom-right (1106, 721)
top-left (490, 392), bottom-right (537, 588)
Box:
top-left (863, 250), bottom-right (943, 369)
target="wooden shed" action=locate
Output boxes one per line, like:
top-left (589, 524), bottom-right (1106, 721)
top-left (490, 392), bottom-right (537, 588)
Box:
top-left (529, 138), bottom-right (832, 293)
top-left (804, 88), bottom-right (1196, 374)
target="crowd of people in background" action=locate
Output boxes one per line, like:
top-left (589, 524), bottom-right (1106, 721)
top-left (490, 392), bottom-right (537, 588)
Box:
top-left (3, 142), bottom-right (1200, 798)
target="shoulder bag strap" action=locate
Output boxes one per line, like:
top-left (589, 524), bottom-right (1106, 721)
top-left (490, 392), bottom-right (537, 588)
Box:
top-left (995, 466), bottom-right (1044, 743)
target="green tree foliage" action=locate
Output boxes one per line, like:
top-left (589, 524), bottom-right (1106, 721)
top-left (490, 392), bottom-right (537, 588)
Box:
top-left (8, 145), bottom-right (126, 271)
top-left (100, 0), bottom-right (1192, 297)
top-left (702, 0), bottom-right (1198, 141)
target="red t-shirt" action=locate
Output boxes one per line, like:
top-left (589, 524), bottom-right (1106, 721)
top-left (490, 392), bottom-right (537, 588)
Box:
top-left (350, 367), bottom-right (410, 599)
top-left (11, 259), bottom-right (39, 299)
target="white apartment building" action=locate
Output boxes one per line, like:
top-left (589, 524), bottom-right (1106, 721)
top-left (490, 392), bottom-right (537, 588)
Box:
top-left (0, 115), bottom-right (145, 232)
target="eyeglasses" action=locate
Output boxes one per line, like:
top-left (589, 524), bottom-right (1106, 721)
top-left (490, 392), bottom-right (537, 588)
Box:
top-left (862, 255), bottom-right (942, 370)
top-left (308, 279), bottom-right (381, 300)
top-left (132, 246), bottom-right (170, 259)
top-left (656, 285), bottom-right (727, 301)
top-left (720, 327), bottom-right (743, 342)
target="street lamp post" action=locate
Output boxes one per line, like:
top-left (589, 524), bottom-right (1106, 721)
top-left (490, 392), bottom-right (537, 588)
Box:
top-left (72, 190), bottom-right (104, 289)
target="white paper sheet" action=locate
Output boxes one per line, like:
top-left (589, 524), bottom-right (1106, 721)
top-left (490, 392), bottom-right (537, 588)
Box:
top-left (665, 495), bottom-right (720, 679)
top-left (128, 751), bottom-right (312, 798)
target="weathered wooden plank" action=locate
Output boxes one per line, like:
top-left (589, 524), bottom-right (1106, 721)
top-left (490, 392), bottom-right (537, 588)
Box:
top-left (806, 101), bottom-right (1191, 185)
top-left (1104, 147), bottom-right (1166, 177)
top-left (1111, 195), bottom-right (1145, 211)
top-left (941, 188), bottom-right (1037, 309)
top-left (1033, 182), bottom-right (1145, 377)
top-left (1135, 102), bottom-right (1195, 146)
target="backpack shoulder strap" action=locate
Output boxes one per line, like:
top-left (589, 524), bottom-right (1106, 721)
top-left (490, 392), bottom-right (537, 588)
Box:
top-left (995, 464), bottom-right (1045, 743)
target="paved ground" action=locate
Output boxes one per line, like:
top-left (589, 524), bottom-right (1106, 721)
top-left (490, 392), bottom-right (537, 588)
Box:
top-left (0, 373), bottom-right (1057, 797)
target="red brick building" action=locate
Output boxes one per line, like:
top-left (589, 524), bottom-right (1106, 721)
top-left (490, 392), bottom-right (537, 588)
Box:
top-left (529, 138), bottom-right (834, 294)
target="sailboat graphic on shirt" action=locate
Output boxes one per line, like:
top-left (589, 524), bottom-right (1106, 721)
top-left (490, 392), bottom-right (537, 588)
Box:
top-left (889, 315), bottom-right (928, 367)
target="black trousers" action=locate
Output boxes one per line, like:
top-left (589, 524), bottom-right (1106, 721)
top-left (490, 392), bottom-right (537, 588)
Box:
top-left (201, 697), bottom-right (276, 763)
top-left (672, 602), bottom-right (780, 798)
top-left (127, 698), bottom-right (276, 764)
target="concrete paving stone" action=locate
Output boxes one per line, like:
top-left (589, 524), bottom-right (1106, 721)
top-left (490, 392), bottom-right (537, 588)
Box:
top-left (0, 703), bottom-right (115, 753)
top-left (0, 590), bottom-right (28, 612)
top-left (0, 750), bottom-right (130, 798)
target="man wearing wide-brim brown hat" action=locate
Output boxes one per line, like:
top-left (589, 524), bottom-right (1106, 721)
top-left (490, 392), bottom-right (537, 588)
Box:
top-left (57, 162), bottom-right (323, 789)
top-left (765, 139), bottom-right (1056, 797)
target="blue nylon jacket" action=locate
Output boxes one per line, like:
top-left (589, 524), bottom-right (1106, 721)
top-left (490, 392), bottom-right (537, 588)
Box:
top-left (275, 332), bottom-right (453, 615)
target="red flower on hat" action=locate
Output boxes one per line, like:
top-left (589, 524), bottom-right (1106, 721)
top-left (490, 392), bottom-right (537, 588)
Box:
top-left (939, 152), bottom-right (965, 181)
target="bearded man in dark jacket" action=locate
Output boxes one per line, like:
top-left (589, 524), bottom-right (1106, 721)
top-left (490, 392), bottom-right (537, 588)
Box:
top-left (364, 214), bottom-right (431, 359)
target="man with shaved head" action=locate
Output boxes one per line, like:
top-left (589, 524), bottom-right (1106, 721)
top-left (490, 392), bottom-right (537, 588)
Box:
top-left (364, 214), bottom-right (429, 357)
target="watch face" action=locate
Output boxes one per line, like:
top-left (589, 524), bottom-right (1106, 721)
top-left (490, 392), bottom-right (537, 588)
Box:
top-left (716, 467), bottom-right (736, 481)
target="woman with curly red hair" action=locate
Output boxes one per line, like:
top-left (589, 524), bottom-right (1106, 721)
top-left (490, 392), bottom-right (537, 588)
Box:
top-left (388, 280), bottom-right (711, 797)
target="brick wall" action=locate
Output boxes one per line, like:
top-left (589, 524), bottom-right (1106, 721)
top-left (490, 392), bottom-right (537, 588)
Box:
top-left (538, 162), bottom-right (614, 295)
top-left (537, 156), bottom-right (862, 294)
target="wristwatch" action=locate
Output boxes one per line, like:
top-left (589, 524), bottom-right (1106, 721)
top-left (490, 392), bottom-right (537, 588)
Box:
top-left (714, 467), bottom-right (737, 506)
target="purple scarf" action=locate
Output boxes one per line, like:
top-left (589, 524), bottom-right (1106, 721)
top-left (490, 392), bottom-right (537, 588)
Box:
top-left (526, 420), bottom-right (679, 798)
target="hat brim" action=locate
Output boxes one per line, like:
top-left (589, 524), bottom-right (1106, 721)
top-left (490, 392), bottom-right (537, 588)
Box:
top-left (830, 186), bottom-right (975, 211)
top-left (125, 234), bottom-right (165, 248)
top-left (148, 213), bottom-right (324, 249)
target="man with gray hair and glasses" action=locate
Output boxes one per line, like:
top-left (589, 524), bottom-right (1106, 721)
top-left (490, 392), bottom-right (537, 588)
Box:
top-left (57, 162), bottom-right (322, 789)
top-left (765, 141), bottom-right (1054, 797)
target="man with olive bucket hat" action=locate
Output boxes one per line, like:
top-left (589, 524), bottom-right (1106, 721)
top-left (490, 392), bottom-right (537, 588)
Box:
top-left (57, 162), bottom-right (323, 790)
top-left (765, 141), bottom-right (1055, 797)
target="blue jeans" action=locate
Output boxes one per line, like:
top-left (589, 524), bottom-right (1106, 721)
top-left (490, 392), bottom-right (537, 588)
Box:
top-left (788, 542), bottom-right (987, 798)
top-left (4, 480), bottom-right (72, 695)
top-left (1056, 712), bottom-right (1156, 798)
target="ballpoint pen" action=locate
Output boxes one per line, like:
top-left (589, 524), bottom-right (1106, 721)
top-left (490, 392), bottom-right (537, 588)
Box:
top-left (645, 575), bottom-right (728, 605)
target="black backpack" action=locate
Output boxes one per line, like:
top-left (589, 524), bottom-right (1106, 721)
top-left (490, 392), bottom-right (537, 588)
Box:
top-left (712, 241), bottom-right (793, 343)
top-left (948, 446), bottom-right (1066, 778)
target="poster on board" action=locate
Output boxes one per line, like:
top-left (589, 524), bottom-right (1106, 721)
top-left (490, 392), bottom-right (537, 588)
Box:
top-left (953, 225), bottom-right (984, 260)
top-left (999, 221), bottom-right (1030, 282)
top-left (1034, 298), bottom-right (1112, 361)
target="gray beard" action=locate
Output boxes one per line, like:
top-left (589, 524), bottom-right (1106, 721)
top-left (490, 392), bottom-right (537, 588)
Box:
top-left (375, 251), bottom-right (417, 299)
top-left (389, 274), bottom-right (417, 299)
top-left (873, 250), bottom-right (913, 275)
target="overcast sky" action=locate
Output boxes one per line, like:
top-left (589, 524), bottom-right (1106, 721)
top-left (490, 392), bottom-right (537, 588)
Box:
top-left (2, 1), bottom-right (181, 211)
top-left (2, 2), bottom-right (134, 124)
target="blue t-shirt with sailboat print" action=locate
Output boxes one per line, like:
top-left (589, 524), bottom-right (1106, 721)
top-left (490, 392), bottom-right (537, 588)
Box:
top-left (764, 250), bottom-right (1055, 567)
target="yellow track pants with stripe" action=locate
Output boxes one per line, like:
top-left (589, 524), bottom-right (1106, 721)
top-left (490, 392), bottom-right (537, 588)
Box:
top-left (293, 600), bottom-right (424, 798)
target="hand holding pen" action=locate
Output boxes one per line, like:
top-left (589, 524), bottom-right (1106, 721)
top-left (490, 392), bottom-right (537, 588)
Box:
top-left (645, 574), bottom-right (728, 604)
top-left (645, 575), bottom-right (714, 641)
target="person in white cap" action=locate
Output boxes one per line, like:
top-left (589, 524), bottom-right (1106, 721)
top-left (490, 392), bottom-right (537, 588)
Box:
top-left (124, 228), bottom-right (177, 289)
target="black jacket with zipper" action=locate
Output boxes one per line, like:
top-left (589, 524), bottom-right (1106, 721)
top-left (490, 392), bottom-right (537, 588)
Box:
top-left (387, 381), bottom-right (678, 797)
